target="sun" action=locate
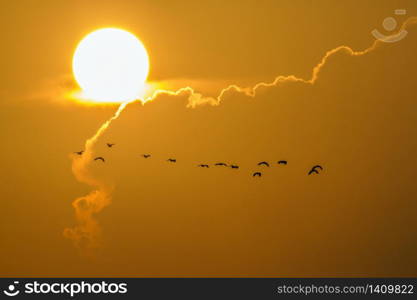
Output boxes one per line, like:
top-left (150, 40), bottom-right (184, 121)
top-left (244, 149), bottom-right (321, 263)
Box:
top-left (72, 28), bottom-right (150, 103)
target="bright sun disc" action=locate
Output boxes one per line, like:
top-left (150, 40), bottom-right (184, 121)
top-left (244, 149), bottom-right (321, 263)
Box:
top-left (72, 28), bottom-right (149, 103)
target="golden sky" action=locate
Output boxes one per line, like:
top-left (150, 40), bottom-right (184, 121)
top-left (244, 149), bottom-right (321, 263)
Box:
top-left (1, 0), bottom-right (417, 277)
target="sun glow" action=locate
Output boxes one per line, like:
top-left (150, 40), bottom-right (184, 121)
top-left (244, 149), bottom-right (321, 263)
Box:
top-left (72, 28), bottom-right (150, 103)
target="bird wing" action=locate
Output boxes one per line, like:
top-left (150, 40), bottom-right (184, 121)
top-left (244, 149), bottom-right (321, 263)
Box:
top-left (312, 165), bottom-right (323, 170)
top-left (308, 169), bottom-right (318, 175)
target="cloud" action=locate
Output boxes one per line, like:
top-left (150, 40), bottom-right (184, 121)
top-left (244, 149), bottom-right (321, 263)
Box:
top-left (64, 103), bottom-right (127, 255)
top-left (64, 17), bottom-right (417, 256)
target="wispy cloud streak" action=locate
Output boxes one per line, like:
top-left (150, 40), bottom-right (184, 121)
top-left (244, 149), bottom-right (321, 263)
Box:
top-left (65, 17), bottom-right (416, 255)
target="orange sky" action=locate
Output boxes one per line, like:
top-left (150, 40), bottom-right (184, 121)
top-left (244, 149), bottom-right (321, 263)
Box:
top-left (1, 0), bottom-right (417, 277)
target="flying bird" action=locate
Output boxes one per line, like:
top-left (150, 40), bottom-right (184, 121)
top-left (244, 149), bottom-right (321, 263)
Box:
top-left (312, 165), bottom-right (323, 171)
top-left (214, 162), bottom-right (228, 166)
top-left (253, 172), bottom-right (262, 177)
top-left (277, 160), bottom-right (287, 165)
top-left (94, 157), bottom-right (105, 162)
top-left (142, 154), bottom-right (151, 158)
top-left (230, 165), bottom-right (239, 169)
top-left (198, 164), bottom-right (209, 168)
top-left (308, 169), bottom-right (319, 175)
top-left (167, 158), bottom-right (176, 163)
top-left (106, 143), bottom-right (115, 148)
top-left (258, 161), bottom-right (270, 167)
top-left (74, 151), bottom-right (84, 155)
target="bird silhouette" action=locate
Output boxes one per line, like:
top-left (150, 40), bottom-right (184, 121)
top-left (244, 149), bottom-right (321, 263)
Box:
top-left (214, 162), bottom-right (228, 166)
top-left (312, 165), bottom-right (323, 171)
top-left (277, 160), bottom-right (287, 165)
top-left (94, 157), bottom-right (105, 162)
top-left (167, 158), bottom-right (176, 163)
top-left (258, 161), bottom-right (270, 167)
top-left (198, 164), bottom-right (209, 168)
top-left (308, 169), bottom-right (319, 175)
top-left (74, 151), bottom-right (84, 155)
top-left (106, 143), bottom-right (115, 148)
top-left (253, 172), bottom-right (262, 177)
top-left (230, 165), bottom-right (239, 169)
top-left (142, 154), bottom-right (151, 158)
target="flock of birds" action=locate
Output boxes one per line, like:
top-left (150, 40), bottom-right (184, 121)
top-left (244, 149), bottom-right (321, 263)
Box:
top-left (74, 143), bottom-right (324, 177)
